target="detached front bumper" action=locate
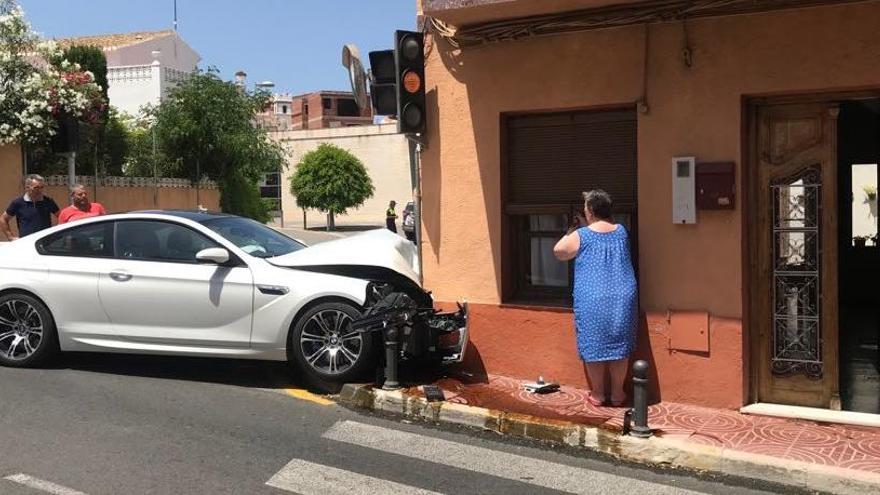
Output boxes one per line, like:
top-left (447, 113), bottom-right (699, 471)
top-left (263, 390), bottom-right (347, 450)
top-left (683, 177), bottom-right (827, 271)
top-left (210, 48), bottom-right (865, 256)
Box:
top-left (438, 302), bottom-right (469, 365)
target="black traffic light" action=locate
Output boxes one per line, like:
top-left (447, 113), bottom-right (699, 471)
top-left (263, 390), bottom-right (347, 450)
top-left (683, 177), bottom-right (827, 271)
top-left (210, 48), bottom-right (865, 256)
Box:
top-left (50, 115), bottom-right (79, 153)
top-left (367, 30), bottom-right (426, 135)
top-left (394, 30), bottom-right (426, 134)
top-left (368, 50), bottom-right (397, 116)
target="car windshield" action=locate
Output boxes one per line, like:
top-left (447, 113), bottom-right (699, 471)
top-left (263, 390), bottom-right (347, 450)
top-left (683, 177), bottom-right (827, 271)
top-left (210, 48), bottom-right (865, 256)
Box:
top-left (200, 216), bottom-right (306, 258)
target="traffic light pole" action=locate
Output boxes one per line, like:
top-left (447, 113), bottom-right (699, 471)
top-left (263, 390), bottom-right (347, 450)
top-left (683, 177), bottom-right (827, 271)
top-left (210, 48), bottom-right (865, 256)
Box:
top-left (407, 135), bottom-right (424, 287)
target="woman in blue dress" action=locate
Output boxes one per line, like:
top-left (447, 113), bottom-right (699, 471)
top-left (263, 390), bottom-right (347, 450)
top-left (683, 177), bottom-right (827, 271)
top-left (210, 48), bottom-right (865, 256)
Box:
top-left (554, 190), bottom-right (638, 407)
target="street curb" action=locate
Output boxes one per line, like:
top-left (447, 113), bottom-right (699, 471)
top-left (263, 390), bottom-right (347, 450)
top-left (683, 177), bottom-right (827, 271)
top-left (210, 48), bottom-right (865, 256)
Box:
top-left (339, 383), bottom-right (880, 495)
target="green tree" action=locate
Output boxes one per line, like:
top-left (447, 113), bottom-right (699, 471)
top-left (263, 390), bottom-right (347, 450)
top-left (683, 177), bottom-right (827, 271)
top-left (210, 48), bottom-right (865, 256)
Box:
top-left (60, 45), bottom-right (108, 99)
top-left (153, 68), bottom-right (284, 222)
top-left (26, 44), bottom-right (118, 176)
top-left (289, 143), bottom-right (375, 230)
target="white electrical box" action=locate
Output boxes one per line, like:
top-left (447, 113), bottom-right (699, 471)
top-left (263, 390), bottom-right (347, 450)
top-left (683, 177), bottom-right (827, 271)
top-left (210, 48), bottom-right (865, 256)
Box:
top-left (672, 156), bottom-right (696, 224)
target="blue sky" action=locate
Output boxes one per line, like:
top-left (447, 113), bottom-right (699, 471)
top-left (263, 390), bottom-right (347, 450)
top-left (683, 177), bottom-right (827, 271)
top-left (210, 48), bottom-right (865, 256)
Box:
top-left (19, 0), bottom-right (416, 95)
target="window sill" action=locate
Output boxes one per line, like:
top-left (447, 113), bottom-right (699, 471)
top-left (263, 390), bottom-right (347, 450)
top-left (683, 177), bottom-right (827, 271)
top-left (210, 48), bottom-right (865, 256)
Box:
top-left (499, 300), bottom-right (573, 313)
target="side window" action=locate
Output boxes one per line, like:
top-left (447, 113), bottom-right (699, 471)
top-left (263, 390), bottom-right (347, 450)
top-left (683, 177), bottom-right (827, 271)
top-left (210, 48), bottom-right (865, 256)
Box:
top-left (37, 222), bottom-right (113, 258)
top-left (115, 220), bottom-right (218, 263)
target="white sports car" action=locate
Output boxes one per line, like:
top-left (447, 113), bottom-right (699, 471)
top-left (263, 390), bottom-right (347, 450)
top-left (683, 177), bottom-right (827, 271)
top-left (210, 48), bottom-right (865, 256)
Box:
top-left (0, 211), bottom-right (467, 390)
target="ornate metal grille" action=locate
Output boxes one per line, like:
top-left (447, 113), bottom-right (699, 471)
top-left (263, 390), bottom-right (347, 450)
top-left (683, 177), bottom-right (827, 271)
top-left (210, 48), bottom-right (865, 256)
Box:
top-left (771, 168), bottom-right (822, 378)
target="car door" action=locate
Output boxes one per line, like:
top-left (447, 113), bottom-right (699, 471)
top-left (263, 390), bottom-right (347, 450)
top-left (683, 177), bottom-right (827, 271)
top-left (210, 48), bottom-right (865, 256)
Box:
top-left (97, 219), bottom-right (254, 347)
top-left (34, 221), bottom-right (116, 338)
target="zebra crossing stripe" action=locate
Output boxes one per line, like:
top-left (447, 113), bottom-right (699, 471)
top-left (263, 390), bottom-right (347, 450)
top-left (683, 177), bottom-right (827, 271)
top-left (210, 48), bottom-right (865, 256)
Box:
top-left (3, 474), bottom-right (89, 495)
top-left (266, 458), bottom-right (442, 495)
top-left (322, 421), bottom-right (703, 495)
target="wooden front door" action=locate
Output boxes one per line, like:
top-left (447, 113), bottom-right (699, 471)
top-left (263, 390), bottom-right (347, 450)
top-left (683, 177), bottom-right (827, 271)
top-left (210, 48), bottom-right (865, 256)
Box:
top-left (751, 102), bottom-right (840, 408)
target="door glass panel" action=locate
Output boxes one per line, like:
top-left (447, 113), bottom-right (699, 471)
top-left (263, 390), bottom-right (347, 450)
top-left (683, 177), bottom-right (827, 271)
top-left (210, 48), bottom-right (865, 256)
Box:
top-left (771, 169), bottom-right (822, 378)
top-left (850, 163), bottom-right (877, 247)
top-left (36, 222), bottom-right (113, 258)
top-left (115, 221), bottom-right (217, 263)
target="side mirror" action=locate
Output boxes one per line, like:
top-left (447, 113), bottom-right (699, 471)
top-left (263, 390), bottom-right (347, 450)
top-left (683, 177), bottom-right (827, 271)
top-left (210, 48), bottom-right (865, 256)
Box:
top-left (195, 247), bottom-right (230, 264)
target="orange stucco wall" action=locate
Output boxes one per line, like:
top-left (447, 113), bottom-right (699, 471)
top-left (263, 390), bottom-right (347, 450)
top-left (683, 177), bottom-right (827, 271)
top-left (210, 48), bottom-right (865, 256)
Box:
top-left (43, 185), bottom-right (220, 214)
top-left (453, 304), bottom-right (743, 409)
top-left (0, 145), bottom-right (23, 224)
top-left (423, 2), bottom-right (880, 408)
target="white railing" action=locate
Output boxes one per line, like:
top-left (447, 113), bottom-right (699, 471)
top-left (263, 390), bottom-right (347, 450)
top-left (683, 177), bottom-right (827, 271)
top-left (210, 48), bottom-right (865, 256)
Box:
top-left (163, 67), bottom-right (189, 84)
top-left (107, 65), bottom-right (152, 82)
top-left (45, 175), bottom-right (218, 189)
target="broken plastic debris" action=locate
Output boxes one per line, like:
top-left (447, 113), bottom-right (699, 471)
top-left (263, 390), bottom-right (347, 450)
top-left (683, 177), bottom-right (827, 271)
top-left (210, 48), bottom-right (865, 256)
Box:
top-left (422, 384), bottom-right (446, 402)
top-left (522, 376), bottom-right (560, 394)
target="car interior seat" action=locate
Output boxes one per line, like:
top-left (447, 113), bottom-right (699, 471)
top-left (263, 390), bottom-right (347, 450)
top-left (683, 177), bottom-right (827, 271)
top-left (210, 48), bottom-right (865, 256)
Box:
top-left (118, 226), bottom-right (160, 259)
top-left (165, 229), bottom-right (197, 261)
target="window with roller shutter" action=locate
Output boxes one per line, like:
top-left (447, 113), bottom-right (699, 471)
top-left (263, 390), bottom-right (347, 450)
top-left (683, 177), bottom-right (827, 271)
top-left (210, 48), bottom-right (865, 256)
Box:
top-left (502, 108), bottom-right (638, 306)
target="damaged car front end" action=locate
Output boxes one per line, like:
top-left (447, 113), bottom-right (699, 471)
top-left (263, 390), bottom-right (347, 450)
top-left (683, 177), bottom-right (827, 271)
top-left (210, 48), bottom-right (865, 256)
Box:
top-left (353, 281), bottom-right (468, 389)
top-left (268, 229), bottom-right (468, 389)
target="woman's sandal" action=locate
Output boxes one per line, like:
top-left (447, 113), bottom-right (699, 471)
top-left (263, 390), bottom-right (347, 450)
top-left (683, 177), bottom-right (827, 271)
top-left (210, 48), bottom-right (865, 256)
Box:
top-left (586, 393), bottom-right (606, 407)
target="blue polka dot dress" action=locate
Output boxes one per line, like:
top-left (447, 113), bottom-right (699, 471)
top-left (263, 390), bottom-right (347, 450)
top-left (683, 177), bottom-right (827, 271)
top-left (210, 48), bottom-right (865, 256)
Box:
top-left (573, 225), bottom-right (638, 362)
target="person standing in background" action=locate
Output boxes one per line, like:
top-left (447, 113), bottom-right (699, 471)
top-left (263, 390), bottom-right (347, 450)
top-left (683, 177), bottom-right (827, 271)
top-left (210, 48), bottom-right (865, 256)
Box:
top-left (1, 174), bottom-right (59, 240)
top-left (59, 184), bottom-right (106, 224)
top-left (386, 200), bottom-right (398, 233)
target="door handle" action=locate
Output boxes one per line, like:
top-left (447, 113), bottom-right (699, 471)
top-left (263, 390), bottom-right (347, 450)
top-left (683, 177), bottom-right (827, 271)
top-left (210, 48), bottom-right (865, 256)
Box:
top-left (109, 271), bottom-right (133, 282)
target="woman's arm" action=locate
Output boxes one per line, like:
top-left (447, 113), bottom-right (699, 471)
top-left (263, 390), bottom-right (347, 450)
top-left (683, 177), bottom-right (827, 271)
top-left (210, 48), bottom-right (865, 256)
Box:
top-left (553, 228), bottom-right (581, 261)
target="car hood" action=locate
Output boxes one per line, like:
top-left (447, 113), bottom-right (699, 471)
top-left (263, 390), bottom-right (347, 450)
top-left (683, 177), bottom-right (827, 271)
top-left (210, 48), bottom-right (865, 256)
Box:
top-left (268, 229), bottom-right (421, 285)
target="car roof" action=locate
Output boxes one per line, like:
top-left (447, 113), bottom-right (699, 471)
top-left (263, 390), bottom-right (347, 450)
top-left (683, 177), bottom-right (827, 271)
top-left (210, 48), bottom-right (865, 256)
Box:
top-left (132, 209), bottom-right (236, 223)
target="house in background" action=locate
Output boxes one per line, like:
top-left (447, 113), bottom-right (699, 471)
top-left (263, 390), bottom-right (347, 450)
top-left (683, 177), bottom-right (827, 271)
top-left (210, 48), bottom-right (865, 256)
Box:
top-left (254, 92), bottom-right (296, 132)
top-left (58, 30), bottom-right (201, 117)
top-left (258, 90), bottom-right (373, 131)
top-left (291, 90), bottom-right (373, 129)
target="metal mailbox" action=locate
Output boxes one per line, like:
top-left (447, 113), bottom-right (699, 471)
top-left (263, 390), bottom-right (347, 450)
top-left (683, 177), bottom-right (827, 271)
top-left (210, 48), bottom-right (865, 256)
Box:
top-left (696, 162), bottom-right (736, 210)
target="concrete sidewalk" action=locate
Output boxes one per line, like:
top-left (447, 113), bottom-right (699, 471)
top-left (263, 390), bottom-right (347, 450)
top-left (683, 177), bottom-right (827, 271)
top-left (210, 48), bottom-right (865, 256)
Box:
top-left (339, 373), bottom-right (880, 495)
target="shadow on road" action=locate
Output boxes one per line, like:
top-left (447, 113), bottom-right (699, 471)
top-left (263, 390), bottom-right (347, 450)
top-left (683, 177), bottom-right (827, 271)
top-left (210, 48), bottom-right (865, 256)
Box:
top-left (52, 352), bottom-right (456, 395)
top-left (54, 352), bottom-right (301, 390)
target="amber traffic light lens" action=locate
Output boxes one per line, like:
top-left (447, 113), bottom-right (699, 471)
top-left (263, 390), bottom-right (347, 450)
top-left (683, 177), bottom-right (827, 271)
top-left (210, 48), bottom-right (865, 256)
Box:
top-left (402, 70), bottom-right (421, 94)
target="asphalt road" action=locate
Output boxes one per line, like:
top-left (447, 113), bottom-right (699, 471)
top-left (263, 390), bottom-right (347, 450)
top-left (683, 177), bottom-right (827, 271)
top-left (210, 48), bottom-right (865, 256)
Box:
top-left (272, 225), bottom-right (401, 247)
top-left (0, 353), bottom-right (794, 495)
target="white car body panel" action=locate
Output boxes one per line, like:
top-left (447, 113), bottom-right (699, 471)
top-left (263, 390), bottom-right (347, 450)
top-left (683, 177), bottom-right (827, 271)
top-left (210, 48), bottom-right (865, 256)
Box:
top-left (270, 228), bottom-right (421, 285)
top-left (0, 213), bottom-right (373, 361)
top-left (95, 258), bottom-right (254, 346)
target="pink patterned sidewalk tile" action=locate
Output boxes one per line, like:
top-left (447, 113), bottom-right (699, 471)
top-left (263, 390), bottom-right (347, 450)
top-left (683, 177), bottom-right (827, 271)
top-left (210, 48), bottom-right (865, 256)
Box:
top-left (427, 372), bottom-right (880, 474)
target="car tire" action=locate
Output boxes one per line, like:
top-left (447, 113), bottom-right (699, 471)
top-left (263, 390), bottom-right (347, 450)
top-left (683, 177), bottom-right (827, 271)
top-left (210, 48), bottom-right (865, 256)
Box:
top-left (0, 292), bottom-right (58, 368)
top-left (288, 300), bottom-right (375, 393)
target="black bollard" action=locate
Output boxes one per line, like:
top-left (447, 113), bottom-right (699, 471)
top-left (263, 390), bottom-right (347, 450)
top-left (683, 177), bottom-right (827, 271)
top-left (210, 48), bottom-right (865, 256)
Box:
top-left (629, 359), bottom-right (652, 438)
top-left (382, 324), bottom-right (401, 390)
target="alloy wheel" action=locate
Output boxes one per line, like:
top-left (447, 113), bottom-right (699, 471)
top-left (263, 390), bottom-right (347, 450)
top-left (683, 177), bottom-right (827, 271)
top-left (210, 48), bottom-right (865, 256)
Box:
top-left (0, 299), bottom-right (44, 361)
top-left (299, 309), bottom-right (362, 375)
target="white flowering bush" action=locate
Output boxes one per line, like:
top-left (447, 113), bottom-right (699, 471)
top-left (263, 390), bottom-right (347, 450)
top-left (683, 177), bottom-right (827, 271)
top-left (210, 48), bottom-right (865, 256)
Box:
top-left (0, 0), bottom-right (105, 146)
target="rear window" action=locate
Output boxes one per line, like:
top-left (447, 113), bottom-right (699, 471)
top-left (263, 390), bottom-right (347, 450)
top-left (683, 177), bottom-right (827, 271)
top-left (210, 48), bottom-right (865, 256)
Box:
top-left (36, 221), bottom-right (114, 258)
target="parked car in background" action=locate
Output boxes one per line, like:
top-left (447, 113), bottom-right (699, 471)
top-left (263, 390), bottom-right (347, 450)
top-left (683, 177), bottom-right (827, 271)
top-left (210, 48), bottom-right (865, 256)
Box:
top-left (0, 210), bottom-right (467, 391)
top-left (402, 201), bottom-right (416, 242)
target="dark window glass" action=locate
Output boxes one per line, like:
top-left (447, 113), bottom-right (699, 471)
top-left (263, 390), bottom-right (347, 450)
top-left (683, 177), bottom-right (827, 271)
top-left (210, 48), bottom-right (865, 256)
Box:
top-left (36, 221), bottom-right (113, 258)
top-left (115, 220), bottom-right (218, 263)
top-left (322, 98), bottom-right (332, 109)
top-left (201, 216), bottom-right (306, 258)
top-left (336, 98), bottom-right (359, 117)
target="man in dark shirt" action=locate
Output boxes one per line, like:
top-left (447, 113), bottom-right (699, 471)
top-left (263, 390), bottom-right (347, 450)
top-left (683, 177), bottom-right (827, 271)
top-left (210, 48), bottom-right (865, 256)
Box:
top-left (1, 174), bottom-right (60, 240)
